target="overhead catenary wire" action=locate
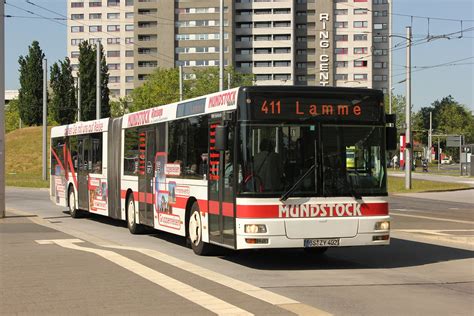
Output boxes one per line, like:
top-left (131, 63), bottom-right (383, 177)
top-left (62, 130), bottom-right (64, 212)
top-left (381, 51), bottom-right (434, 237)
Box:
top-left (8, 0), bottom-right (473, 81)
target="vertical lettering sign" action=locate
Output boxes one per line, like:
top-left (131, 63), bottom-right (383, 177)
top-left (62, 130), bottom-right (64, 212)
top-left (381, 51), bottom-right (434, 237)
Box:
top-left (319, 13), bottom-right (330, 86)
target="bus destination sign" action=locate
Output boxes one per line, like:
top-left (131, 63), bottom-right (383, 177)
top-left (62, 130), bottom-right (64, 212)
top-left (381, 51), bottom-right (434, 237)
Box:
top-left (247, 95), bottom-right (382, 122)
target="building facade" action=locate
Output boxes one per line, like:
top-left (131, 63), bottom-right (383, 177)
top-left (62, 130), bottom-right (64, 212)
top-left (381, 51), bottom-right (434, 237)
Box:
top-left (68, 0), bottom-right (389, 95)
top-left (67, 0), bottom-right (135, 98)
top-left (134, 0), bottom-right (389, 92)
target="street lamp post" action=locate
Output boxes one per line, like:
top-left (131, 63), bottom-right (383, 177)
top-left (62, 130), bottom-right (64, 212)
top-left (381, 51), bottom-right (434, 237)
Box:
top-left (405, 26), bottom-right (412, 190)
top-left (387, 28), bottom-right (413, 189)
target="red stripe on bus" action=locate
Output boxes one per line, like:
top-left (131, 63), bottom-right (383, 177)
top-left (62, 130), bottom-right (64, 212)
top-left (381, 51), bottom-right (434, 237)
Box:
top-left (208, 201), bottom-right (233, 217)
top-left (51, 146), bottom-right (65, 174)
top-left (66, 150), bottom-right (78, 189)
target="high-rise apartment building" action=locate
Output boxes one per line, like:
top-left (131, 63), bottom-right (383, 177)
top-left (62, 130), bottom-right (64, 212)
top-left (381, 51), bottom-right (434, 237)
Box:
top-left (67, 0), bottom-right (135, 98)
top-left (134, 0), bottom-right (233, 83)
top-left (134, 0), bottom-right (389, 92)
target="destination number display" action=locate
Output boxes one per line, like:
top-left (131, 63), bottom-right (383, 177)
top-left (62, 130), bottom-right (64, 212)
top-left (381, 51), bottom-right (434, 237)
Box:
top-left (246, 94), bottom-right (383, 122)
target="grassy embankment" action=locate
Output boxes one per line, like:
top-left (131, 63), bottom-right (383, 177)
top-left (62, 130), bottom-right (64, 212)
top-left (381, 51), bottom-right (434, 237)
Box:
top-left (5, 126), bottom-right (472, 192)
top-left (387, 176), bottom-right (469, 194)
top-left (5, 126), bottom-right (51, 188)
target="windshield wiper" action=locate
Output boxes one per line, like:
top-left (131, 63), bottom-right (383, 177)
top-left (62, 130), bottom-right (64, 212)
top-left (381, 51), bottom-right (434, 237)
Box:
top-left (347, 172), bottom-right (362, 200)
top-left (280, 164), bottom-right (316, 202)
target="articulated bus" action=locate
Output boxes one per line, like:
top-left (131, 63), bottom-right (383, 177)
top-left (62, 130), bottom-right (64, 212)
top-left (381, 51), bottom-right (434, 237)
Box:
top-left (50, 86), bottom-right (397, 255)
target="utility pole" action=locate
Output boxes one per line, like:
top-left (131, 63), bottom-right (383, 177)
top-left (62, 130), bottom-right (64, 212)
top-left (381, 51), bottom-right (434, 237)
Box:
top-left (0, 0), bottom-right (5, 218)
top-left (219, 0), bottom-right (224, 91)
top-left (42, 58), bottom-right (48, 181)
top-left (438, 136), bottom-right (440, 171)
top-left (228, 72), bottom-right (231, 90)
top-left (77, 76), bottom-right (81, 121)
top-left (96, 42), bottom-right (101, 120)
top-left (388, 0), bottom-right (392, 114)
top-left (428, 111), bottom-right (432, 162)
top-left (179, 65), bottom-right (183, 101)
top-left (405, 26), bottom-right (412, 190)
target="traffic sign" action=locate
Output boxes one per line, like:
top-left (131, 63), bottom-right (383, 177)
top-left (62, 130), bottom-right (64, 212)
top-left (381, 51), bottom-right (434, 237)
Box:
top-left (446, 136), bottom-right (461, 147)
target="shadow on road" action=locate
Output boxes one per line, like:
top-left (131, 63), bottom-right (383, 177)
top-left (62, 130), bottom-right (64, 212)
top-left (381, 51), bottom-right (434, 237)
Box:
top-left (221, 239), bottom-right (474, 270)
top-left (81, 212), bottom-right (473, 270)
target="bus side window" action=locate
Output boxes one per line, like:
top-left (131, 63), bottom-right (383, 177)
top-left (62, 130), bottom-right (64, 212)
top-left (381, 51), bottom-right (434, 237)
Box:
top-left (124, 128), bottom-right (139, 176)
top-left (91, 133), bottom-right (103, 174)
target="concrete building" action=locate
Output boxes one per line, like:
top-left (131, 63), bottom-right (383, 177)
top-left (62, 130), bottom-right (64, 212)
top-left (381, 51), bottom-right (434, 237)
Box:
top-left (134, 0), bottom-right (233, 84)
top-left (134, 0), bottom-right (389, 91)
top-left (5, 90), bottom-right (19, 105)
top-left (67, 0), bottom-right (135, 98)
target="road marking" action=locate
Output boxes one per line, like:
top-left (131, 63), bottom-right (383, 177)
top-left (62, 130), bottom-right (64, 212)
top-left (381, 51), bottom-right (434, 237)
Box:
top-left (101, 244), bottom-right (331, 316)
top-left (391, 212), bottom-right (474, 225)
top-left (35, 239), bottom-right (253, 316)
top-left (393, 229), bottom-right (474, 236)
top-left (17, 208), bottom-right (332, 316)
top-left (392, 230), bottom-right (474, 247)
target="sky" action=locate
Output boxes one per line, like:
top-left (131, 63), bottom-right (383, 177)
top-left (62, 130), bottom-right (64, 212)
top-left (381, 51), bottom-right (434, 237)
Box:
top-left (4, 0), bottom-right (474, 111)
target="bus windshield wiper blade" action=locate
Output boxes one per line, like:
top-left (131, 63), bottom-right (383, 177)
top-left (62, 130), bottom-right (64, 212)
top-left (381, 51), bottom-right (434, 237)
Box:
top-left (280, 164), bottom-right (316, 202)
top-left (347, 172), bottom-right (362, 200)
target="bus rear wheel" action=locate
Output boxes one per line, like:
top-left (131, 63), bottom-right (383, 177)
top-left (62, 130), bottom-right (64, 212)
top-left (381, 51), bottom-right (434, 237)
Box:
top-left (127, 194), bottom-right (144, 234)
top-left (188, 203), bottom-right (212, 256)
top-left (68, 187), bottom-right (82, 218)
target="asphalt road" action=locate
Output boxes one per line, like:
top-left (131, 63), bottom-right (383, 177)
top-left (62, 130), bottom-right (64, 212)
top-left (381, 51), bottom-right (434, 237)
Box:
top-left (1, 187), bottom-right (473, 315)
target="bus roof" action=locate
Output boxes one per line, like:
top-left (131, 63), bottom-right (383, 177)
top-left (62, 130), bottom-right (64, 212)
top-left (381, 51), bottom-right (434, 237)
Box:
top-left (51, 86), bottom-right (385, 137)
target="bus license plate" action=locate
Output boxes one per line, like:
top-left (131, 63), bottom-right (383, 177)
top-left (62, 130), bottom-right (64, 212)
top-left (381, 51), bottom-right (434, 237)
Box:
top-left (304, 238), bottom-right (340, 248)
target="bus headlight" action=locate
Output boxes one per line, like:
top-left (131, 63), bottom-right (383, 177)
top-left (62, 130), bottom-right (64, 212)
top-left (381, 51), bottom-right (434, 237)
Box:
top-left (374, 221), bottom-right (390, 231)
top-left (244, 224), bottom-right (267, 234)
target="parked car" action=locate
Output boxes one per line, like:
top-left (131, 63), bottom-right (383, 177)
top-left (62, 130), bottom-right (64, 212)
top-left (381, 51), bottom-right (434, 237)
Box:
top-left (441, 157), bottom-right (452, 164)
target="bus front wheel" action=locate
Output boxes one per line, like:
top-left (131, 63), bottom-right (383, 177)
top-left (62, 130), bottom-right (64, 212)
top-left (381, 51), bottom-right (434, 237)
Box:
top-left (188, 203), bottom-right (212, 256)
top-left (68, 187), bottom-right (82, 218)
top-left (127, 194), bottom-right (144, 234)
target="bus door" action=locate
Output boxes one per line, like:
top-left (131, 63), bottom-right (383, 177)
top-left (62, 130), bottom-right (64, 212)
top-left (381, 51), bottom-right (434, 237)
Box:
top-left (77, 136), bottom-right (90, 210)
top-left (208, 120), bottom-right (236, 248)
top-left (137, 128), bottom-right (155, 226)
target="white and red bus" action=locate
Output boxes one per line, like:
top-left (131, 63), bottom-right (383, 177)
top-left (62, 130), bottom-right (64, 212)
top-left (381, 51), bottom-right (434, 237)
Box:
top-left (50, 86), bottom-right (396, 255)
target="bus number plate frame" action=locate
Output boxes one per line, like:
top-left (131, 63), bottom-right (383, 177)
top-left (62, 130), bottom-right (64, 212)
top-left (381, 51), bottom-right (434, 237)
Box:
top-left (304, 238), bottom-right (340, 247)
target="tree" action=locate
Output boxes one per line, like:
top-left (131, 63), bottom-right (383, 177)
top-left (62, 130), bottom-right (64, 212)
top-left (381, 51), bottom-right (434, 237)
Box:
top-left (384, 93), bottom-right (406, 133)
top-left (18, 41), bottom-right (45, 126)
top-left (5, 100), bottom-right (21, 133)
top-left (50, 58), bottom-right (76, 124)
top-left (130, 67), bottom-right (180, 112)
top-left (187, 66), bottom-right (254, 99)
top-left (110, 96), bottom-right (131, 117)
top-left (78, 41), bottom-right (110, 121)
top-left (434, 97), bottom-right (474, 148)
top-left (131, 66), bottom-right (254, 112)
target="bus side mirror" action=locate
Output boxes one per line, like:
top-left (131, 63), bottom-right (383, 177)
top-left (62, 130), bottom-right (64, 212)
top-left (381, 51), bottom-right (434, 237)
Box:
top-left (215, 125), bottom-right (228, 151)
top-left (386, 114), bottom-right (396, 125)
top-left (386, 126), bottom-right (397, 151)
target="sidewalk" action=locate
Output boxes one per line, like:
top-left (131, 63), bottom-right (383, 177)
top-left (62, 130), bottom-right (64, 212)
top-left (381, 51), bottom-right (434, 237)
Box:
top-left (392, 188), bottom-right (474, 204)
top-left (389, 171), bottom-right (474, 187)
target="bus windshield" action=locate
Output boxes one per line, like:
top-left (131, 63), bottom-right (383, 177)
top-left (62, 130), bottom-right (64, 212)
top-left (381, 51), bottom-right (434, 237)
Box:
top-left (238, 124), bottom-right (386, 197)
top-left (239, 124), bottom-right (317, 196)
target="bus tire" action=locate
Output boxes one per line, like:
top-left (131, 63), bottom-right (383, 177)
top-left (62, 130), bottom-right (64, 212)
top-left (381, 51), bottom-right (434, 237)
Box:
top-left (188, 202), bottom-right (212, 256)
top-left (127, 194), bottom-right (144, 234)
top-left (68, 187), bottom-right (82, 218)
